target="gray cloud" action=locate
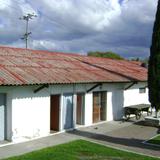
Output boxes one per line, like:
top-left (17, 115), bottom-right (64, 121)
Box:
top-left (0, 0), bottom-right (158, 58)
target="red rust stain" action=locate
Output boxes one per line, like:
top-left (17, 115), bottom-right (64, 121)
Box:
top-left (3, 67), bottom-right (26, 84)
top-left (0, 46), bottom-right (147, 85)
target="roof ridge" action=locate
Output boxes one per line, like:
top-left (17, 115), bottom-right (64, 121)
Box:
top-left (0, 45), bottom-right (84, 57)
top-left (0, 45), bottom-right (147, 86)
top-left (0, 46), bottom-right (142, 65)
top-left (0, 45), bottom-right (130, 62)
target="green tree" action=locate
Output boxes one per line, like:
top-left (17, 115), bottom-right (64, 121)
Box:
top-left (130, 57), bottom-right (140, 61)
top-left (148, 0), bottom-right (160, 114)
top-left (130, 57), bottom-right (149, 68)
top-left (87, 51), bottom-right (124, 60)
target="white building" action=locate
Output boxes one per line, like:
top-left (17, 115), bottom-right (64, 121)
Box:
top-left (0, 46), bottom-right (149, 143)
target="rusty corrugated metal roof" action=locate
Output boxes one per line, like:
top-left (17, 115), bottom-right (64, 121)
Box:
top-left (0, 46), bottom-right (147, 86)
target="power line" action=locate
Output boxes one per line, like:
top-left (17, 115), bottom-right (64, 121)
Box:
top-left (19, 13), bottom-right (37, 49)
top-left (1, 2), bottom-right (75, 43)
top-left (41, 12), bottom-right (74, 30)
top-left (1, 1), bottom-right (21, 14)
top-left (1, 1), bottom-right (66, 29)
top-left (38, 11), bottom-right (64, 28)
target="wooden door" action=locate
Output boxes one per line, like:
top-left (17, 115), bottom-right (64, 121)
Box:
top-left (93, 92), bottom-right (101, 123)
top-left (100, 92), bottom-right (106, 121)
top-left (76, 94), bottom-right (84, 125)
top-left (50, 95), bottom-right (60, 131)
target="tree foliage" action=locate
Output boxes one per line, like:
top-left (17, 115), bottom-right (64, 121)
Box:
top-left (130, 57), bottom-right (149, 68)
top-left (148, 0), bottom-right (160, 112)
top-left (87, 51), bottom-right (124, 60)
top-left (131, 57), bottom-right (148, 63)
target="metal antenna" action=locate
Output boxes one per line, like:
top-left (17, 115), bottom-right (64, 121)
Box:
top-left (19, 13), bottom-right (37, 49)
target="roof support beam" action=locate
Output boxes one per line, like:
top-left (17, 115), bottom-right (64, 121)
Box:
top-left (34, 84), bottom-right (49, 93)
top-left (87, 83), bottom-right (102, 93)
top-left (124, 82), bottom-right (137, 90)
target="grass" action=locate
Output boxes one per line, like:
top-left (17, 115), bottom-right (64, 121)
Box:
top-left (3, 140), bottom-right (159, 160)
top-left (147, 135), bottom-right (160, 146)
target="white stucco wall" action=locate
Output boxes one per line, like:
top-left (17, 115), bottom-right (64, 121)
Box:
top-left (11, 87), bottom-right (50, 142)
top-left (124, 88), bottom-right (149, 106)
top-left (84, 92), bottom-right (93, 126)
top-left (0, 81), bottom-right (149, 142)
top-left (106, 92), bottom-right (113, 121)
top-left (106, 82), bottom-right (149, 121)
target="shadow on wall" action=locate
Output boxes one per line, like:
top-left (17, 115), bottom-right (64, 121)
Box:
top-left (112, 90), bottom-right (124, 120)
top-left (10, 85), bottom-right (51, 100)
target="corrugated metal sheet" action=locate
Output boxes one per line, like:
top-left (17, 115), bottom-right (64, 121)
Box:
top-left (0, 46), bottom-right (147, 86)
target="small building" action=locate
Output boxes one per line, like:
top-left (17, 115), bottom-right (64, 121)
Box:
top-left (0, 46), bottom-right (149, 142)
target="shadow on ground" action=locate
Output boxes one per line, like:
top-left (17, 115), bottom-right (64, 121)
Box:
top-left (68, 121), bottom-right (160, 152)
top-left (157, 127), bottom-right (160, 134)
top-left (134, 120), bottom-right (160, 134)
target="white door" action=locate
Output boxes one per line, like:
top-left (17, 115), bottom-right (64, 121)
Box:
top-left (62, 94), bottom-right (73, 130)
top-left (0, 94), bottom-right (6, 141)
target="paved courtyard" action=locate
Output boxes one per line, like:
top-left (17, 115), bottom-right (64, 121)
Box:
top-left (72, 120), bottom-right (160, 157)
top-left (0, 120), bottom-right (159, 159)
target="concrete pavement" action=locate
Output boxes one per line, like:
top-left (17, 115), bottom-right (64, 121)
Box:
top-left (0, 120), bottom-right (159, 159)
top-left (0, 133), bottom-right (80, 159)
top-left (71, 120), bottom-right (160, 157)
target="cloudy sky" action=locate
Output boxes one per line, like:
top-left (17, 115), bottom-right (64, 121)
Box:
top-left (0, 0), bottom-right (158, 58)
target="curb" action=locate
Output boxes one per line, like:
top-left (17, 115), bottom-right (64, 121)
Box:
top-left (84, 138), bottom-right (160, 159)
top-left (143, 134), bottom-right (160, 148)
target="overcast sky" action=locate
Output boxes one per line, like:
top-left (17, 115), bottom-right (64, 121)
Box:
top-left (0, 0), bottom-right (158, 58)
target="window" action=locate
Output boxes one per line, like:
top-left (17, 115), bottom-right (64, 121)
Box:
top-left (139, 87), bottom-right (146, 93)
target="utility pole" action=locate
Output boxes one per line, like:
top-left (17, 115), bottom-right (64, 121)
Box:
top-left (19, 13), bottom-right (37, 49)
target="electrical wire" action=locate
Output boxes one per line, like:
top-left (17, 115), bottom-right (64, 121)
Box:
top-left (0, 1), bottom-right (74, 32)
top-left (0, 1), bottom-right (21, 14)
